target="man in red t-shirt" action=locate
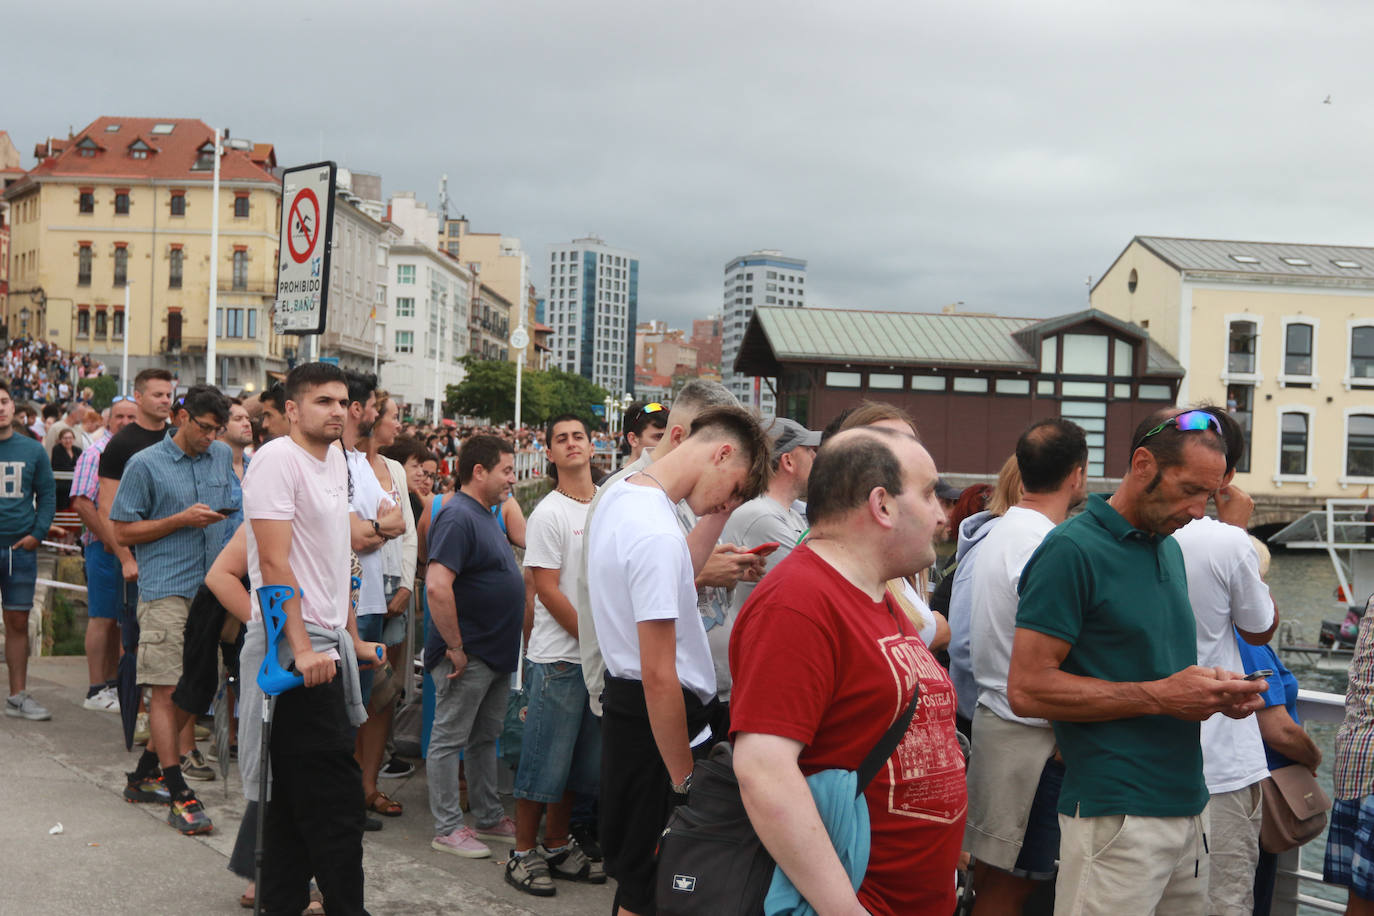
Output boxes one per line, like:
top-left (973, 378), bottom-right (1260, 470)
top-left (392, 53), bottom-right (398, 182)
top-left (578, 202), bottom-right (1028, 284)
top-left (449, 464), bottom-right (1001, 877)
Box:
top-left (731, 426), bottom-right (967, 916)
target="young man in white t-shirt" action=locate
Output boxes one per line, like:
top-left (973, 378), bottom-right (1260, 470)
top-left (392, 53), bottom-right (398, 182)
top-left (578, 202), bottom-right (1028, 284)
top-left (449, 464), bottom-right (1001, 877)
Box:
top-left (965, 418), bottom-right (1087, 913)
top-left (1172, 407), bottom-right (1277, 916)
top-left (587, 405), bottom-right (770, 916)
top-left (242, 362), bottom-right (385, 916)
top-left (507, 415), bottom-right (606, 898)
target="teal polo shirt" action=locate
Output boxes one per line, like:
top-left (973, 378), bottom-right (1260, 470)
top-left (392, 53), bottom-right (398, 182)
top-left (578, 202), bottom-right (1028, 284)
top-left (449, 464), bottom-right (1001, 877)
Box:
top-left (1015, 493), bottom-right (1207, 818)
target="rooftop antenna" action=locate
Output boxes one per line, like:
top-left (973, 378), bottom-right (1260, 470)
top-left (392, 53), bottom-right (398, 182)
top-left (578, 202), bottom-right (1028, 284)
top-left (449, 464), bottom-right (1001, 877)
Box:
top-left (438, 174), bottom-right (449, 222)
top-left (1086, 275), bottom-right (1093, 304)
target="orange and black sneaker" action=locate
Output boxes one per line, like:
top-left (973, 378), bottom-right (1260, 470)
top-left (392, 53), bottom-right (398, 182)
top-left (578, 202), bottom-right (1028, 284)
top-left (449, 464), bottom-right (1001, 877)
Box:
top-left (123, 772), bottom-right (170, 804)
top-left (167, 793), bottom-right (213, 835)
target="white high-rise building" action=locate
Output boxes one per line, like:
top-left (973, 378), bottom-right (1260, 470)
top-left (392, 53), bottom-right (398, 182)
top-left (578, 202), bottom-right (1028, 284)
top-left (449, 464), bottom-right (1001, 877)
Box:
top-left (545, 236), bottom-right (638, 395)
top-left (723, 250), bottom-right (806, 415)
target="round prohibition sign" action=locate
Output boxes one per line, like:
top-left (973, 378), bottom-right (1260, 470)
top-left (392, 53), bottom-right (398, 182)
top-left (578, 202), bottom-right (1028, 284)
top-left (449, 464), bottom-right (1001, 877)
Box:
top-left (287, 188), bottom-right (321, 264)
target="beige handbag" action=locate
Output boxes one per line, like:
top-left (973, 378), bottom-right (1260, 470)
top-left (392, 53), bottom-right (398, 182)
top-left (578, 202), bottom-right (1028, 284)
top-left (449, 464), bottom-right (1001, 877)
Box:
top-left (1259, 764), bottom-right (1331, 853)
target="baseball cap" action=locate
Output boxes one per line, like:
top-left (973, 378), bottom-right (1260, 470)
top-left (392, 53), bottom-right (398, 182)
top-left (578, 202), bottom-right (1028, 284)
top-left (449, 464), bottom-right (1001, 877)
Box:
top-left (766, 417), bottom-right (822, 456)
top-left (934, 478), bottom-right (964, 502)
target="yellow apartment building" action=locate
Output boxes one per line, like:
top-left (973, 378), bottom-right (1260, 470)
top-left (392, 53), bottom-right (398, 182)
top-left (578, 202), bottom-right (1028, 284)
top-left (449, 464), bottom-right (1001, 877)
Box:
top-left (1092, 236), bottom-right (1374, 496)
top-left (2, 117), bottom-right (287, 388)
top-left (439, 217), bottom-right (530, 361)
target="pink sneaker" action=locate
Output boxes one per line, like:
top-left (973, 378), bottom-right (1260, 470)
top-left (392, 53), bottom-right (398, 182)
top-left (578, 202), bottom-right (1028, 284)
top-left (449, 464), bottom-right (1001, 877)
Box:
top-left (431, 826), bottom-right (491, 859)
top-left (474, 815), bottom-right (517, 843)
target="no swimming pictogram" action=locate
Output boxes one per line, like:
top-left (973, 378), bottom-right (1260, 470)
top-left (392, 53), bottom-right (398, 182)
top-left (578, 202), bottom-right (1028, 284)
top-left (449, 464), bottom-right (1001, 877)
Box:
top-left (287, 188), bottom-right (320, 264)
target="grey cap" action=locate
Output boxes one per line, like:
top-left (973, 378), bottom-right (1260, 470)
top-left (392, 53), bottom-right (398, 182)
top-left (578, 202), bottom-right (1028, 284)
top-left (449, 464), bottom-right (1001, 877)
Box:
top-left (934, 478), bottom-right (964, 502)
top-left (766, 417), bottom-right (823, 455)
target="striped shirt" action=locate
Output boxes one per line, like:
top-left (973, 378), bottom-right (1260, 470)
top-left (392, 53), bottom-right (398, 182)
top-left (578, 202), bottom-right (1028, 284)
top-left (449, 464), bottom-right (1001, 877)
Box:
top-left (69, 429), bottom-right (111, 546)
top-left (109, 435), bottom-right (238, 601)
top-left (1335, 596), bottom-right (1374, 799)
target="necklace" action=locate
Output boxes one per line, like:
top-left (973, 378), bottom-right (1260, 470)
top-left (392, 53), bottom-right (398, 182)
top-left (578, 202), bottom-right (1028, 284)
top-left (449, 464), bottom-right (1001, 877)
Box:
top-left (556, 486), bottom-right (595, 504)
top-left (636, 470), bottom-right (667, 494)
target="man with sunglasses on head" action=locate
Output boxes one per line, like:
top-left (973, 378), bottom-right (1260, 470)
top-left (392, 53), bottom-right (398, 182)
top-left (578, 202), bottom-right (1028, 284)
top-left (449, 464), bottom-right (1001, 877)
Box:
top-left (621, 401), bottom-right (667, 464)
top-left (110, 385), bottom-right (237, 835)
top-left (1007, 407), bottom-right (1270, 915)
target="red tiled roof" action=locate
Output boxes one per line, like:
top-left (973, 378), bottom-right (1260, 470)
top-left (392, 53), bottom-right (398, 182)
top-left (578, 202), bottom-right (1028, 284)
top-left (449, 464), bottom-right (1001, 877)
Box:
top-left (24, 117), bottom-right (277, 184)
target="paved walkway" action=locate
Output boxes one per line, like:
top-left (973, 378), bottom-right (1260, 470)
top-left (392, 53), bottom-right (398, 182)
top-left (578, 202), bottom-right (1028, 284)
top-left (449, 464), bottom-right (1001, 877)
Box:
top-left (1, 656), bottom-right (616, 916)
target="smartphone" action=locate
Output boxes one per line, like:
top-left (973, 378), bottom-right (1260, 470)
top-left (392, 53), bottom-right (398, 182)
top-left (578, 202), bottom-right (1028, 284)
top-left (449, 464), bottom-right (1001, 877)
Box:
top-left (214, 507), bottom-right (237, 516)
top-left (1244, 669), bottom-right (1274, 681)
top-left (745, 542), bottom-right (781, 557)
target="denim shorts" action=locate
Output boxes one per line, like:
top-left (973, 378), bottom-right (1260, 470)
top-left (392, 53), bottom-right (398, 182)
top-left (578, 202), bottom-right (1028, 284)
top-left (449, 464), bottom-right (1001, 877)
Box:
top-left (513, 660), bottom-right (601, 804)
top-left (0, 544), bottom-right (38, 612)
top-left (356, 613), bottom-right (385, 703)
top-left (1012, 756), bottom-right (1067, 878)
top-left (1325, 795), bottom-right (1374, 898)
top-left (84, 541), bottom-right (124, 620)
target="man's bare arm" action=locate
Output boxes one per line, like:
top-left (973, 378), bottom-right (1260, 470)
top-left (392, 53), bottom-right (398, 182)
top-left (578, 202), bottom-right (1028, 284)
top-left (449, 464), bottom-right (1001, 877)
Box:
top-left (251, 518), bottom-right (334, 687)
top-left (1007, 627), bottom-right (1267, 722)
top-left (640, 618), bottom-right (693, 785)
top-left (531, 566), bottom-right (578, 638)
top-left (735, 733), bottom-right (870, 916)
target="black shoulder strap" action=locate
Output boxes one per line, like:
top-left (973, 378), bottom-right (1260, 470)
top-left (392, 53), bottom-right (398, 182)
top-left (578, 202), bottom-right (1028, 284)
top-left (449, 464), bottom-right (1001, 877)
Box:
top-left (855, 684), bottom-right (920, 796)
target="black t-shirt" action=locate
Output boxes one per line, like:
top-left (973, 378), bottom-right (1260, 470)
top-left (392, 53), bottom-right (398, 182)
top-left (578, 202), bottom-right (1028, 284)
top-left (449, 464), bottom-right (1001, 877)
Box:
top-left (98, 423), bottom-right (168, 481)
top-left (422, 491), bottom-right (524, 674)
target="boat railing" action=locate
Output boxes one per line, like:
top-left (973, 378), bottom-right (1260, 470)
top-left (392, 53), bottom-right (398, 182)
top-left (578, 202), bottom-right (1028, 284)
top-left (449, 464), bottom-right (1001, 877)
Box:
top-left (1274, 689), bottom-right (1348, 915)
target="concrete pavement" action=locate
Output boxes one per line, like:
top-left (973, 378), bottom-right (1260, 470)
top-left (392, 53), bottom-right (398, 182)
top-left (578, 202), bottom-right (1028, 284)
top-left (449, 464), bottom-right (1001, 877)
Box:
top-left (1, 656), bottom-right (616, 916)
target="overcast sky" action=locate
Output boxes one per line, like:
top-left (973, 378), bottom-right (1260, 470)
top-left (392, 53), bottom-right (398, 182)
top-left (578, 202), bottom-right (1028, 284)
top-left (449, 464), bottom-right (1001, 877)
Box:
top-left (10, 0), bottom-right (1374, 330)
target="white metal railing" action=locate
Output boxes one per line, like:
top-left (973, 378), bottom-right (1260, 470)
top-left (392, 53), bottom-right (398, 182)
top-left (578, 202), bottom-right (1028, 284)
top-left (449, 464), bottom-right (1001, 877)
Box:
top-left (1274, 690), bottom-right (1348, 915)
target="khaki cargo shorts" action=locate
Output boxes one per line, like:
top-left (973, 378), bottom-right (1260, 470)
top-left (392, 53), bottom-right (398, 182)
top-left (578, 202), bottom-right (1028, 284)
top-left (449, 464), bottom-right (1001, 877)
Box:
top-left (136, 595), bottom-right (191, 686)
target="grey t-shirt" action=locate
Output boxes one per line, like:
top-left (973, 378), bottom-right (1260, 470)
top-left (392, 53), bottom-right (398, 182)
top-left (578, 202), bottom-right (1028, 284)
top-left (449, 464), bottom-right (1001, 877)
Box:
top-left (716, 494), bottom-right (808, 702)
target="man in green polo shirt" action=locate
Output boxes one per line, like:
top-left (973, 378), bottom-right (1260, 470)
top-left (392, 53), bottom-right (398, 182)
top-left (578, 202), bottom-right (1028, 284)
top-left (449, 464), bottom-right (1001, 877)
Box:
top-left (1007, 408), bottom-right (1268, 915)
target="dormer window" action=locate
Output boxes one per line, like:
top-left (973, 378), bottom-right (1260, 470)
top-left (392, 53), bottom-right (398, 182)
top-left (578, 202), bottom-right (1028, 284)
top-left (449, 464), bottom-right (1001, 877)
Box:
top-left (128, 139), bottom-right (153, 160)
top-left (193, 142), bottom-right (215, 170)
top-left (75, 136), bottom-right (100, 158)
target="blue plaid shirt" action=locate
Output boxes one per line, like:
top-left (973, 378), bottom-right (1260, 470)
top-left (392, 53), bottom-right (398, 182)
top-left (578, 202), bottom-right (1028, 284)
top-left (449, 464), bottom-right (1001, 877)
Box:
top-left (109, 434), bottom-right (238, 601)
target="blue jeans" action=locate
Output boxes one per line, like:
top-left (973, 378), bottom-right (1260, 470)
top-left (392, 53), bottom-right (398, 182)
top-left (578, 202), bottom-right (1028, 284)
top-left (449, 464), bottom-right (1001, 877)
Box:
top-left (513, 660), bottom-right (600, 804)
top-left (0, 544), bottom-right (38, 612)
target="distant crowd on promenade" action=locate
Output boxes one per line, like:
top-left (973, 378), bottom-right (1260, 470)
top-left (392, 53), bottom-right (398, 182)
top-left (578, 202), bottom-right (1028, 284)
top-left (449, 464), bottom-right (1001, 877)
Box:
top-left (6, 360), bottom-right (1373, 916)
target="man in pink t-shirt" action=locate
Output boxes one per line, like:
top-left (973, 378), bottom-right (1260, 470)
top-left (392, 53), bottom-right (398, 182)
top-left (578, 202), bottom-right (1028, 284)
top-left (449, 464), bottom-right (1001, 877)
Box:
top-left (242, 362), bottom-right (382, 916)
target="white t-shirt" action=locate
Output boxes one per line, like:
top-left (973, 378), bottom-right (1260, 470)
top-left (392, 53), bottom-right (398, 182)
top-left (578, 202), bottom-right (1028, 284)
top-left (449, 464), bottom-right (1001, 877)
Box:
top-left (244, 437), bottom-right (351, 640)
top-left (586, 478), bottom-right (717, 704)
top-left (971, 505), bottom-right (1056, 728)
top-left (895, 578), bottom-right (939, 647)
top-left (523, 489), bottom-right (590, 664)
top-left (346, 448), bottom-right (393, 616)
top-left (1173, 516), bottom-right (1275, 794)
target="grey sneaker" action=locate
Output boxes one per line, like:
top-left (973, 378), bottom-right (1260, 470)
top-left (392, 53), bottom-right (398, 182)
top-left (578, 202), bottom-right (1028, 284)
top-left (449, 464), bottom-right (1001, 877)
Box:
top-left (542, 840), bottom-right (606, 884)
top-left (180, 749), bottom-right (215, 781)
top-left (505, 849), bottom-right (556, 897)
top-left (5, 692), bottom-right (50, 721)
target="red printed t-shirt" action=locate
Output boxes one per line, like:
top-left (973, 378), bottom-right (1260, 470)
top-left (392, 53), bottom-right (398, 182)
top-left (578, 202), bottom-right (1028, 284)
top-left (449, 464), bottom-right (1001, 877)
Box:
top-left (729, 544), bottom-right (967, 916)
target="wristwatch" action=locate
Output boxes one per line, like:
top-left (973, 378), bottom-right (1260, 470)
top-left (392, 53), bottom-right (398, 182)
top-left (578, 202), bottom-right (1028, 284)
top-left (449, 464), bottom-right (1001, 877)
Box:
top-left (371, 519), bottom-right (386, 539)
top-left (670, 771), bottom-right (693, 795)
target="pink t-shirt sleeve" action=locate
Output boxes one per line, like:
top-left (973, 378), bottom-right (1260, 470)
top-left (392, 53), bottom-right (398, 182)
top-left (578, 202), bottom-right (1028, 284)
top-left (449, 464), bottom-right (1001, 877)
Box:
top-left (243, 451), bottom-right (299, 521)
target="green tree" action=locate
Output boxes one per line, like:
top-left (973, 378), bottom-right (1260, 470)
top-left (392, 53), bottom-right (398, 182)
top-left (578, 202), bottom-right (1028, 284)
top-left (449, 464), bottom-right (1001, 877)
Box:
top-left (82, 375), bottom-right (119, 410)
top-left (445, 358), bottom-right (610, 428)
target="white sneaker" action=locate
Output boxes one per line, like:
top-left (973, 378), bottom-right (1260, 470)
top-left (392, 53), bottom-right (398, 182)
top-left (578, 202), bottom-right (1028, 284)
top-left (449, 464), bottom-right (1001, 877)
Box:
top-left (83, 686), bottom-right (120, 713)
top-left (6, 692), bottom-right (51, 721)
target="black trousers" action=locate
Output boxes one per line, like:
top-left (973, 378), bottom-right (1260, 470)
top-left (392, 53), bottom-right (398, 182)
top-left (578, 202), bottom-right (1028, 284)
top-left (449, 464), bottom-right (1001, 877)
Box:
top-left (600, 675), bottom-right (715, 916)
top-left (261, 676), bottom-right (368, 916)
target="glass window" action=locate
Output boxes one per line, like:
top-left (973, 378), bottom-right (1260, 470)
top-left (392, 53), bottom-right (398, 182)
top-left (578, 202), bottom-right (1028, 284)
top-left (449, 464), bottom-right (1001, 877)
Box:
top-left (1348, 415), bottom-right (1374, 478)
top-left (825, 371), bottom-right (861, 389)
top-left (1061, 334), bottom-right (1108, 375)
top-left (1351, 326), bottom-right (1374, 380)
top-left (79, 191), bottom-right (94, 214)
top-left (1113, 383), bottom-right (1131, 398)
top-left (111, 311), bottom-right (124, 338)
top-left (1036, 380), bottom-right (1055, 396)
top-left (1285, 323), bottom-right (1313, 376)
top-left (77, 245), bottom-right (92, 286)
top-left (395, 297), bottom-right (415, 318)
top-left (94, 310), bottom-right (107, 337)
top-left (1226, 384), bottom-right (1253, 474)
top-left (170, 193), bottom-right (186, 217)
top-left (1060, 401), bottom-right (1107, 474)
top-left (247, 309), bottom-right (257, 339)
top-left (114, 191), bottom-right (130, 215)
top-left (395, 330), bottom-right (414, 354)
top-left (113, 247), bottom-right (128, 286)
top-left (869, 373), bottom-right (903, 390)
top-left (234, 195), bottom-right (249, 218)
top-left (1113, 339), bottom-right (1133, 377)
top-left (1040, 338), bottom-right (1055, 373)
top-left (1061, 381), bottom-right (1106, 398)
top-left (1228, 320), bottom-right (1257, 374)
top-left (996, 378), bottom-right (1030, 395)
top-left (952, 377), bottom-right (989, 393)
top-left (1139, 384), bottom-right (1172, 400)
top-left (1280, 413), bottom-right (1309, 476)
top-left (910, 376), bottom-right (945, 392)
top-left (232, 251), bottom-right (247, 290)
top-left (76, 310), bottom-right (90, 337)
top-left (397, 264), bottom-right (415, 285)
top-left (1062, 400), bottom-right (1107, 418)
top-left (169, 248), bottom-right (183, 289)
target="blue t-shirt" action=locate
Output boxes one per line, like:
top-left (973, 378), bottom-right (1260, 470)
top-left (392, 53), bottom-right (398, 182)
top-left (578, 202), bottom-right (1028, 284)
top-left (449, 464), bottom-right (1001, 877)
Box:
top-left (1235, 631), bottom-right (1301, 771)
top-left (423, 491), bottom-right (524, 674)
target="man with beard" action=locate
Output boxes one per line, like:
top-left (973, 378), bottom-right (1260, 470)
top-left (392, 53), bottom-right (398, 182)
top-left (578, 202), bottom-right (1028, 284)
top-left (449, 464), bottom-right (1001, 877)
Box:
top-left (1008, 409), bottom-right (1268, 914)
top-left (963, 419), bottom-right (1088, 914)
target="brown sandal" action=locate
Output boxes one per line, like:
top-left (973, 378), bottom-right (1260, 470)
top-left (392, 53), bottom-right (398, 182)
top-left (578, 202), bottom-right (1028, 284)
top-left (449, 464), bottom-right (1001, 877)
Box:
top-left (365, 789), bottom-right (403, 817)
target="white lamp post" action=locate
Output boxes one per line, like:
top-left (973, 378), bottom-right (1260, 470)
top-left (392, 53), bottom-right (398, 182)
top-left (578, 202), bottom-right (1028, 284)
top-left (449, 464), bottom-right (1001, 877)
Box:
top-left (510, 324), bottom-right (529, 433)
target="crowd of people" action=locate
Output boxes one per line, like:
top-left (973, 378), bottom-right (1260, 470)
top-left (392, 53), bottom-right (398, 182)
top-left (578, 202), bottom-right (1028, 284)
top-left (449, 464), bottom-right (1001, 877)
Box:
top-left (1, 358), bottom-right (1362, 916)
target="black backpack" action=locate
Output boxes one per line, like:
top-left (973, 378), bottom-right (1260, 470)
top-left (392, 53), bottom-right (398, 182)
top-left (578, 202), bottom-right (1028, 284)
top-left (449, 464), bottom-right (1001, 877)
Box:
top-left (655, 685), bottom-right (920, 916)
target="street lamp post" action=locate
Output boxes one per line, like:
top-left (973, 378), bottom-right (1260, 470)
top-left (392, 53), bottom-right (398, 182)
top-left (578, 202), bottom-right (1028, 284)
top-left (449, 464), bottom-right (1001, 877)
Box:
top-left (510, 325), bottom-right (529, 433)
top-left (206, 128), bottom-right (223, 385)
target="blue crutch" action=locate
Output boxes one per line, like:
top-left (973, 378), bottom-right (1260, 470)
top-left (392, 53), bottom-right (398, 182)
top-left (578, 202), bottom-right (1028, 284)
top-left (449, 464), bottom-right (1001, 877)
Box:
top-left (253, 584), bottom-right (303, 916)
